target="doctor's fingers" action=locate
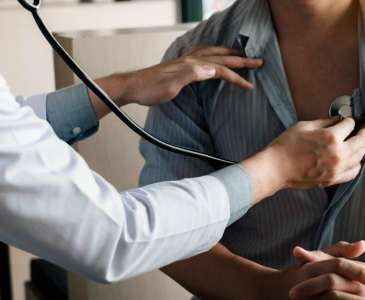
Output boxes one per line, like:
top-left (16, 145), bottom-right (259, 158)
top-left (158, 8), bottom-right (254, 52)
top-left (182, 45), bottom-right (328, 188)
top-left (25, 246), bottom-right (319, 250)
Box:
top-left (289, 273), bottom-right (365, 299)
top-left (185, 45), bottom-right (243, 57)
top-left (326, 117), bottom-right (356, 141)
top-left (302, 117), bottom-right (340, 130)
top-left (180, 63), bottom-right (255, 90)
top-left (343, 135), bottom-right (365, 158)
top-left (329, 163), bottom-right (362, 185)
top-left (210, 64), bottom-right (255, 90)
top-left (331, 148), bottom-right (365, 173)
top-left (196, 55), bottom-right (263, 69)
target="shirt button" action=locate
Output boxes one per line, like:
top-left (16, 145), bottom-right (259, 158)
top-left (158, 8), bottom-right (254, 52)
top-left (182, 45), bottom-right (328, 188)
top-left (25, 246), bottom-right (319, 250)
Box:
top-left (72, 127), bottom-right (82, 135)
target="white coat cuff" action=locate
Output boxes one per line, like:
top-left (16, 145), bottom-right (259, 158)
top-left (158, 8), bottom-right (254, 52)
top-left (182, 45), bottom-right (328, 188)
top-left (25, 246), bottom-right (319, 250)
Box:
top-left (16, 94), bottom-right (47, 120)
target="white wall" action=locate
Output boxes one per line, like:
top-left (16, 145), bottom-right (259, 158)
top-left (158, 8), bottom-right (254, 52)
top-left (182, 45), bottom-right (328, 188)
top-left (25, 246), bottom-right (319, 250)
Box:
top-left (0, 1), bottom-right (177, 96)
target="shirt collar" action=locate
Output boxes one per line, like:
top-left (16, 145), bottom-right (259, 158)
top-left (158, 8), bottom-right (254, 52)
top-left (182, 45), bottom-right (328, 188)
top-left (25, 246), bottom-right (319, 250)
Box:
top-left (237, 0), bottom-right (274, 59)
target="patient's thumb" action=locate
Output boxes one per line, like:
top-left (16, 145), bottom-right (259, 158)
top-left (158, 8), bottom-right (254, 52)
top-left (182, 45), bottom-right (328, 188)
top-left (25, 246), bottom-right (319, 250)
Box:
top-left (322, 241), bottom-right (365, 259)
top-left (293, 247), bottom-right (326, 264)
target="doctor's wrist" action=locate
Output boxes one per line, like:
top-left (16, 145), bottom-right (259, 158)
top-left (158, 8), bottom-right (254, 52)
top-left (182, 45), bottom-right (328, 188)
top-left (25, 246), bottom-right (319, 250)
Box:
top-left (88, 73), bottom-right (137, 120)
top-left (239, 147), bottom-right (284, 206)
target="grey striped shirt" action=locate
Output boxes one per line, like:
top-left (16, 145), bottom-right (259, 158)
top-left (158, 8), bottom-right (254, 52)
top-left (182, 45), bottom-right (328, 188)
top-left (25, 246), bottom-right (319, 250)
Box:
top-left (140, 0), bottom-right (365, 272)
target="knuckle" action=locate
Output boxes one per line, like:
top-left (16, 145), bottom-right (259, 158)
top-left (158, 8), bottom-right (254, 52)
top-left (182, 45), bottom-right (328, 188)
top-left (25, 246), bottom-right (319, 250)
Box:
top-left (297, 120), bottom-right (309, 127)
top-left (332, 258), bottom-right (345, 273)
top-left (357, 266), bottom-right (365, 281)
top-left (326, 132), bottom-right (340, 146)
top-left (182, 57), bottom-right (194, 65)
top-left (325, 274), bottom-right (337, 289)
top-left (336, 241), bottom-right (349, 248)
top-left (189, 65), bottom-right (200, 79)
top-left (353, 281), bottom-right (363, 294)
top-left (324, 171), bottom-right (337, 185)
top-left (330, 153), bottom-right (342, 166)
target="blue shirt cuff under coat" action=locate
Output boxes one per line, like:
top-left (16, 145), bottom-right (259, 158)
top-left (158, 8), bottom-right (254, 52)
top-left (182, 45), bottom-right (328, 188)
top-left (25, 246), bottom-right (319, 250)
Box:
top-left (46, 83), bottom-right (99, 145)
top-left (211, 164), bottom-right (254, 226)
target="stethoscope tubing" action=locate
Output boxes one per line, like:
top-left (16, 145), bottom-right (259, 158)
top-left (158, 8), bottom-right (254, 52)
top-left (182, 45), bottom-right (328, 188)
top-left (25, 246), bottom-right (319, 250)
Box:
top-left (19, 0), bottom-right (236, 167)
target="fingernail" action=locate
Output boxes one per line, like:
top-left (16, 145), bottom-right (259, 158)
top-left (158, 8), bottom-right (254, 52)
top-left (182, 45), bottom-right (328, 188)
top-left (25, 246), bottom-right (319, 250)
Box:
top-left (289, 289), bottom-right (299, 299)
top-left (203, 66), bottom-right (216, 77)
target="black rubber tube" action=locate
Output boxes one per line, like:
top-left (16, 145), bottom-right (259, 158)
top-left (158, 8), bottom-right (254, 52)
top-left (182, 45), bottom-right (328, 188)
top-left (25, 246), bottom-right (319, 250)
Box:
top-left (27, 6), bottom-right (235, 166)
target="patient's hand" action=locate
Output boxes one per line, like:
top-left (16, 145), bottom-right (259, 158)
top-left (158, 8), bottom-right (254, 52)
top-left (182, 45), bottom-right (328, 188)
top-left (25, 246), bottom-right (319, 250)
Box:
top-left (289, 241), bottom-right (365, 299)
top-left (257, 241), bottom-right (365, 300)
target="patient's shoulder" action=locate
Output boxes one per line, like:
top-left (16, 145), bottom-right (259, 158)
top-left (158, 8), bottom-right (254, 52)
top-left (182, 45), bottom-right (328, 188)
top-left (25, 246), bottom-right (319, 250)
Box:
top-left (163, 0), bottom-right (250, 61)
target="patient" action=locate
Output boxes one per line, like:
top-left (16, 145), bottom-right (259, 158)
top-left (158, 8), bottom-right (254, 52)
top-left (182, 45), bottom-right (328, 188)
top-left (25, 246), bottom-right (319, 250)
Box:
top-left (140, 0), bottom-right (365, 298)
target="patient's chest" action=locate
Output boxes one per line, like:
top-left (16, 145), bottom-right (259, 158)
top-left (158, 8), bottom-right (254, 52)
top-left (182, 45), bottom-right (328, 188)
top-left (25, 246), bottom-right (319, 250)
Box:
top-left (204, 38), bottom-right (363, 269)
top-left (279, 42), bottom-right (360, 121)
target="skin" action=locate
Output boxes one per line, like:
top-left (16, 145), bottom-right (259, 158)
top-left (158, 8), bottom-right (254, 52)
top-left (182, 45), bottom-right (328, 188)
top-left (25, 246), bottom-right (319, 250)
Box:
top-left (84, 6), bottom-right (363, 296)
top-left (289, 241), bottom-right (365, 299)
top-left (87, 45), bottom-right (365, 206)
top-left (159, 1), bottom-right (365, 300)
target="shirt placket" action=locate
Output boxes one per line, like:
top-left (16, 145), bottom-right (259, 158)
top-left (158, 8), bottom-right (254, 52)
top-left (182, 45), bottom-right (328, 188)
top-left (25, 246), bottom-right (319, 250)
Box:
top-left (314, 5), bottom-right (365, 249)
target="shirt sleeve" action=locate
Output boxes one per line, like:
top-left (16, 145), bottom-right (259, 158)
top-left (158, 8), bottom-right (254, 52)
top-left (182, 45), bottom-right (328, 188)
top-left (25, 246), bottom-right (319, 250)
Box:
top-left (139, 40), bottom-right (254, 226)
top-left (1, 75), bottom-right (231, 283)
top-left (17, 84), bottom-right (99, 145)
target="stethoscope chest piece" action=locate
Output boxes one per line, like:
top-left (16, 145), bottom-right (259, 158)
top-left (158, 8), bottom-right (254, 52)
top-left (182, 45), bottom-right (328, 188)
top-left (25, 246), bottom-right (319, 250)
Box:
top-left (329, 95), bottom-right (352, 120)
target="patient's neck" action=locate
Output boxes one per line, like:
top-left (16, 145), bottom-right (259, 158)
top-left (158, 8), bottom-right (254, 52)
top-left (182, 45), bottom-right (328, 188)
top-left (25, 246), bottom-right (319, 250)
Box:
top-left (268, 0), bottom-right (358, 45)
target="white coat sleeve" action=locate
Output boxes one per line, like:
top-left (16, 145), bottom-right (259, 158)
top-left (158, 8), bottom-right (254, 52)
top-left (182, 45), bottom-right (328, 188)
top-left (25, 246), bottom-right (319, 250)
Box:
top-left (0, 76), bottom-right (231, 283)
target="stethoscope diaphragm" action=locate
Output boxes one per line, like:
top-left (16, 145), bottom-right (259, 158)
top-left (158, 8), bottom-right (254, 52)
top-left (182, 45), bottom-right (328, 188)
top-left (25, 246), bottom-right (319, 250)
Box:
top-left (329, 95), bottom-right (353, 120)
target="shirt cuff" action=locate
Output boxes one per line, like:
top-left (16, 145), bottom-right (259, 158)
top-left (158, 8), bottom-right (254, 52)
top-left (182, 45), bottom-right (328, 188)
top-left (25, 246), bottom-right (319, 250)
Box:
top-left (46, 83), bottom-right (99, 145)
top-left (211, 164), bottom-right (254, 226)
top-left (16, 94), bottom-right (47, 120)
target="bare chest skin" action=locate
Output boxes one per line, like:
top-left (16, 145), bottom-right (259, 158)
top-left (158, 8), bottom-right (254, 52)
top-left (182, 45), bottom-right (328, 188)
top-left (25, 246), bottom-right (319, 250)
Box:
top-left (280, 41), bottom-right (360, 200)
top-left (280, 42), bottom-right (360, 121)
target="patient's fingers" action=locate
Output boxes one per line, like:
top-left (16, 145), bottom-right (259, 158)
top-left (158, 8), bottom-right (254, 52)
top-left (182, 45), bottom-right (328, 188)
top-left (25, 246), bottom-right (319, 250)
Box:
top-left (318, 291), bottom-right (365, 299)
top-left (321, 241), bottom-right (365, 259)
top-left (289, 273), bottom-right (365, 299)
top-left (304, 258), bottom-right (365, 285)
top-left (293, 242), bottom-right (365, 264)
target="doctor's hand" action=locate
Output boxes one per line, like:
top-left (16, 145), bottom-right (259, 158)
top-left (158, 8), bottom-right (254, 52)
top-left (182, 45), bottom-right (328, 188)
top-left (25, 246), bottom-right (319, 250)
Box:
top-left (240, 117), bottom-right (365, 207)
top-left (88, 46), bottom-right (263, 119)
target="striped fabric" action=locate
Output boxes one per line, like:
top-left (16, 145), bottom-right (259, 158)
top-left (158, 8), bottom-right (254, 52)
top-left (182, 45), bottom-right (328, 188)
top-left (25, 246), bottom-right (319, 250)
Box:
top-left (140, 0), bottom-right (365, 272)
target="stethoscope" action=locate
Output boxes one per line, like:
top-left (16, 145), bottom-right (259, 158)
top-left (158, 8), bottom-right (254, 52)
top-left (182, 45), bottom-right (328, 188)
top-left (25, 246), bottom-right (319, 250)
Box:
top-left (18, 0), bottom-right (364, 166)
top-left (18, 0), bottom-right (235, 167)
top-left (329, 94), bottom-right (365, 122)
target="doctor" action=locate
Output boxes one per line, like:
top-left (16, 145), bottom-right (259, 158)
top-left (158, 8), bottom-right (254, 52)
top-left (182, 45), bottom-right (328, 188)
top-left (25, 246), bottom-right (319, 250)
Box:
top-left (1, 46), bottom-right (364, 283)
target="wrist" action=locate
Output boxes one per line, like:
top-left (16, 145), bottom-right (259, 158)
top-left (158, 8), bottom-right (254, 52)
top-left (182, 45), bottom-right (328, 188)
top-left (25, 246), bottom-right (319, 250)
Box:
top-left (239, 147), bottom-right (284, 206)
top-left (112, 72), bottom-right (140, 106)
top-left (233, 256), bottom-right (279, 300)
